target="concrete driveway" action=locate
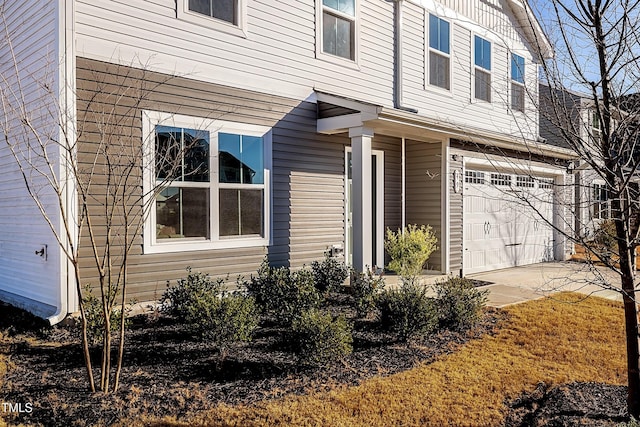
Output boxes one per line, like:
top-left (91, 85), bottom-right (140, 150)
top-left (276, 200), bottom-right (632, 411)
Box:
top-left (467, 261), bottom-right (623, 307)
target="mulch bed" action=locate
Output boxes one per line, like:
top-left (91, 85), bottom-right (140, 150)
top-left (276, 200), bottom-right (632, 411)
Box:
top-left (504, 381), bottom-right (629, 426)
top-left (3, 296), bottom-right (633, 427)
top-left (1, 293), bottom-right (505, 427)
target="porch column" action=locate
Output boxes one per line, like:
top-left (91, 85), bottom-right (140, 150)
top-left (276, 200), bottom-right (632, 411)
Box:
top-left (350, 126), bottom-right (374, 271)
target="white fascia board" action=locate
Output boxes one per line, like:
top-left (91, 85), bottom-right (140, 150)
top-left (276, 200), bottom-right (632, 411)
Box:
top-left (464, 157), bottom-right (565, 176)
top-left (378, 107), bottom-right (577, 160)
top-left (411, 0), bottom-right (551, 59)
top-left (315, 92), bottom-right (382, 116)
top-left (317, 112), bottom-right (379, 134)
top-left (506, 0), bottom-right (554, 60)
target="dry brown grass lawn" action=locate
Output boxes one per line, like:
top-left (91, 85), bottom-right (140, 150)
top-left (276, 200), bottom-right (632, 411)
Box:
top-left (130, 293), bottom-right (628, 427)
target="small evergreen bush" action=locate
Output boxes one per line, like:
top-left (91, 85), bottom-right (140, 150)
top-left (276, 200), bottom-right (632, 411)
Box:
top-left (376, 280), bottom-right (438, 341)
top-left (593, 219), bottom-right (618, 252)
top-left (291, 309), bottom-right (353, 367)
top-left (82, 284), bottom-right (131, 345)
top-left (434, 277), bottom-right (488, 331)
top-left (619, 417), bottom-right (640, 427)
top-left (350, 269), bottom-right (385, 318)
top-left (311, 253), bottom-right (349, 294)
top-left (187, 290), bottom-right (259, 354)
top-left (385, 224), bottom-right (438, 278)
top-left (160, 267), bottom-right (222, 320)
top-left (244, 258), bottom-right (321, 325)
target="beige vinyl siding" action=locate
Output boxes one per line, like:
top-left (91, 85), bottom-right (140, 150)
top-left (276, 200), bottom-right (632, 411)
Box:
top-left (76, 58), bottom-right (347, 302)
top-left (405, 140), bottom-right (442, 272)
top-left (449, 153), bottom-right (463, 274)
top-left (0, 1), bottom-right (62, 310)
top-left (75, 0), bottom-right (542, 146)
top-left (75, 0), bottom-right (395, 106)
top-left (371, 135), bottom-right (402, 265)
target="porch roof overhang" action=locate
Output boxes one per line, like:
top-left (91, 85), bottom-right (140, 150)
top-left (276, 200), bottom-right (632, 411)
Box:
top-left (316, 91), bottom-right (578, 161)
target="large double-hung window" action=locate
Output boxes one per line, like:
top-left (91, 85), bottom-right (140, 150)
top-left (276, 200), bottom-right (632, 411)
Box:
top-left (474, 36), bottom-right (491, 102)
top-left (321, 0), bottom-right (356, 60)
top-left (511, 53), bottom-right (525, 112)
top-left (143, 112), bottom-right (271, 253)
top-left (429, 14), bottom-right (451, 90)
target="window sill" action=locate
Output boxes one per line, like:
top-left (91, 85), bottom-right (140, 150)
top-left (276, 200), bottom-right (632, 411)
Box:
top-left (315, 50), bottom-right (360, 71)
top-left (425, 83), bottom-right (454, 99)
top-left (177, 7), bottom-right (247, 39)
top-left (143, 236), bottom-right (269, 255)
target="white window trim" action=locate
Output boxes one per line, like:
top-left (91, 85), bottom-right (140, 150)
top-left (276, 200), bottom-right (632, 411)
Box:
top-left (426, 13), bottom-right (453, 95)
top-left (472, 34), bottom-right (492, 104)
top-left (177, 0), bottom-right (248, 38)
top-left (142, 111), bottom-right (272, 254)
top-left (315, 0), bottom-right (360, 68)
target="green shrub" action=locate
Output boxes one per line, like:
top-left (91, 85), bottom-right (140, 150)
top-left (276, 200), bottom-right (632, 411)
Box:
top-left (187, 290), bottom-right (259, 354)
top-left (619, 417), bottom-right (640, 427)
top-left (244, 259), bottom-right (321, 325)
top-left (311, 253), bottom-right (349, 294)
top-left (376, 280), bottom-right (438, 341)
top-left (82, 284), bottom-right (131, 345)
top-left (434, 277), bottom-right (488, 331)
top-left (384, 224), bottom-right (438, 278)
top-left (160, 267), bottom-right (222, 320)
top-left (593, 219), bottom-right (618, 252)
top-left (291, 309), bottom-right (353, 367)
top-left (350, 269), bottom-right (385, 318)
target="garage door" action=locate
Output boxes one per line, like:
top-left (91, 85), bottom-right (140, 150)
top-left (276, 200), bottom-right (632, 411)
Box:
top-left (463, 170), bottom-right (555, 275)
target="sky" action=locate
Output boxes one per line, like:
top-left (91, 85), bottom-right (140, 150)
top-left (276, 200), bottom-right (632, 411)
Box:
top-left (528, 1), bottom-right (640, 95)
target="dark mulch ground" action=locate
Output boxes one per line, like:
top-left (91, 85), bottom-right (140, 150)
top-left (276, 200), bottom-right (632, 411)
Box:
top-left (2, 296), bottom-right (633, 427)
top-left (504, 381), bottom-right (630, 427)
top-left (1, 293), bottom-right (504, 427)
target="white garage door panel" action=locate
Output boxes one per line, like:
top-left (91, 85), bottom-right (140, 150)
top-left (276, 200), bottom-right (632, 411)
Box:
top-left (463, 172), bottom-right (554, 275)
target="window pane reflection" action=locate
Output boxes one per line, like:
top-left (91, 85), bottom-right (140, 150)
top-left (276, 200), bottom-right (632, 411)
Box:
top-left (219, 189), bottom-right (263, 237)
top-left (156, 188), bottom-right (209, 239)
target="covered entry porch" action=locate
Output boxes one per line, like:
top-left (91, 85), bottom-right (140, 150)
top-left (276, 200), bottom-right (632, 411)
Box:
top-left (315, 92), bottom-right (450, 274)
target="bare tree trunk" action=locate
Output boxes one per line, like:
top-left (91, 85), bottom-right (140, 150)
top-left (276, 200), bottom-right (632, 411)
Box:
top-left (73, 261), bottom-right (96, 392)
top-left (616, 196), bottom-right (640, 417)
top-left (620, 256), bottom-right (640, 417)
top-left (113, 202), bottom-right (130, 392)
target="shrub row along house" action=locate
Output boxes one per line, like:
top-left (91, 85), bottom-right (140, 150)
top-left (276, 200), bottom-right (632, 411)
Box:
top-left (0, 0), bottom-right (577, 322)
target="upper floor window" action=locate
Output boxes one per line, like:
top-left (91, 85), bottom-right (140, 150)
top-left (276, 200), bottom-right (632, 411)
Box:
top-left (178, 0), bottom-right (246, 37)
top-left (189, 0), bottom-right (237, 25)
top-left (592, 182), bottom-right (609, 220)
top-left (322, 0), bottom-right (356, 60)
top-left (511, 54), bottom-right (525, 112)
top-left (143, 112), bottom-right (272, 254)
top-left (428, 14), bottom-right (450, 90)
top-left (474, 36), bottom-right (491, 102)
top-left (591, 111), bottom-right (602, 143)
